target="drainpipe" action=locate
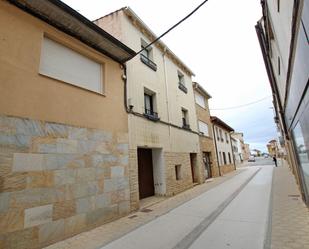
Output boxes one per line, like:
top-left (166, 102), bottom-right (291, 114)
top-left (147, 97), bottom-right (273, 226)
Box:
top-left (163, 47), bottom-right (172, 150)
top-left (212, 124), bottom-right (221, 176)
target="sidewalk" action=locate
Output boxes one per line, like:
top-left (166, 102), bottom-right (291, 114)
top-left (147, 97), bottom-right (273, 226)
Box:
top-left (269, 161), bottom-right (309, 249)
top-left (45, 169), bottom-right (247, 249)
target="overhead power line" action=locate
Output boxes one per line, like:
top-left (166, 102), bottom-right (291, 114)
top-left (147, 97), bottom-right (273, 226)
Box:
top-left (131, 0), bottom-right (209, 59)
top-left (210, 96), bottom-right (272, 111)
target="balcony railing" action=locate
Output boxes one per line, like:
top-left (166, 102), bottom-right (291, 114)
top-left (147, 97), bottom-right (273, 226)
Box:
top-left (140, 54), bottom-right (157, 71)
top-left (178, 83), bottom-right (188, 93)
top-left (144, 108), bottom-right (159, 121)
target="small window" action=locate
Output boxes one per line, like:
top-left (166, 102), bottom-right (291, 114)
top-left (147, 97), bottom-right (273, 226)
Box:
top-left (144, 89), bottom-right (159, 121)
top-left (223, 152), bottom-right (227, 165)
top-left (182, 108), bottom-right (190, 129)
top-left (219, 129), bottom-right (223, 142)
top-left (277, 0), bottom-right (280, 12)
top-left (198, 121), bottom-right (209, 136)
top-left (178, 71), bottom-right (187, 93)
top-left (140, 38), bottom-right (157, 71)
top-left (40, 37), bottom-right (102, 93)
top-left (175, 165), bottom-right (182, 180)
top-left (216, 127), bottom-right (220, 141)
top-left (225, 132), bottom-right (229, 143)
top-left (228, 153), bottom-right (232, 164)
top-left (219, 152), bottom-right (222, 166)
top-left (195, 92), bottom-right (206, 108)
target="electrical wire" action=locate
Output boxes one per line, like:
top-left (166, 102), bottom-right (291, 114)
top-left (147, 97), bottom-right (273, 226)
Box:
top-left (130, 0), bottom-right (209, 59)
top-left (210, 96), bottom-right (271, 110)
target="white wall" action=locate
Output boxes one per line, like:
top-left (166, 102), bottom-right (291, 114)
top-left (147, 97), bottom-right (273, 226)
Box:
top-left (152, 149), bottom-right (166, 195)
top-left (214, 125), bottom-right (234, 165)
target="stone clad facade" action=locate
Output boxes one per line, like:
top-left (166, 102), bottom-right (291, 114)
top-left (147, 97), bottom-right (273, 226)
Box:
top-left (0, 1), bottom-right (135, 248)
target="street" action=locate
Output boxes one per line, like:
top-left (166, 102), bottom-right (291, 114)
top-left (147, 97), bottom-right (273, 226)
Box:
top-left (99, 162), bottom-right (274, 249)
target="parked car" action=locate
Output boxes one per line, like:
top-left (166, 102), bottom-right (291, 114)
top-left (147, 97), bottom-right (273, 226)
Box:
top-left (248, 156), bottom-right (256, 162)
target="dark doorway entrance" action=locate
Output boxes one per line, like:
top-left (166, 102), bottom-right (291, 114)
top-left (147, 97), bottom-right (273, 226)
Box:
top-left (203, 152), bottom-right (212, 179)
top-left (137, 148), bottom-right (155, 199)
top-left (190, 153), bottom-right (198, 183)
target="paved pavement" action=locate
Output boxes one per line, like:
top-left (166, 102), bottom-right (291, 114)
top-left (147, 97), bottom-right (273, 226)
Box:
top-left (45, 159), bottom-right (309, 249)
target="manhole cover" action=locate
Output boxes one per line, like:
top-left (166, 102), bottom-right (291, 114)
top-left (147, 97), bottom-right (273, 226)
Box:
top-left (140, 208), bottom-right (153, 213)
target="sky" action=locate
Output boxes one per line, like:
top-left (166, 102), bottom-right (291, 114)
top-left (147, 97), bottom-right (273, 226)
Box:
top-left (63, 0), bottom-right (278, 152)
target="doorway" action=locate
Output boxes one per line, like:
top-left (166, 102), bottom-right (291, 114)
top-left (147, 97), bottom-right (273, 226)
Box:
top-left (203, 152), bottom-right (212, 179)
top-left (190, 153), bottom-right (198, 183)
top-left (137, 148), bottom-right (155, 199)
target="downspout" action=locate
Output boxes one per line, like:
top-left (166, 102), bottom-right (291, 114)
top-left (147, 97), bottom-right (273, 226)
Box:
top-left (212, 124), bottom-right (221, 176)
top-left (163, 48), bottom-right (172, 150)
top-left (121, 63), bottom-right (130, 113)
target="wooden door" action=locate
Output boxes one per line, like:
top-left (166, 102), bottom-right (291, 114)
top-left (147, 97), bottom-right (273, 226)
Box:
top-left (138, 148), bottom-right (155, 199)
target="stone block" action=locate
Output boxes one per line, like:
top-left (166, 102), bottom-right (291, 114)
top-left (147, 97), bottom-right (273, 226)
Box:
top-left (26, 171), bottom-right (54, 188)
top-left (0, 193), bottom-right (10, 213)
top-left (118, 201), bottom-right (130, 215)
top-left (104, 178), bottom-right (129, 193)
top-left (119, 155), bottom-right (129, 166)
top-left (111, 166), bottom-right (125, 178)
top-left (0, 208), bottom-right (24, 233)
top-left (87, 129), bottom-right (112, 142)
top-left (86, 205), bottom-right (118, 226)
top-left (111, 190), bottom-right (126, 204)
top-left (0, 134), bottom-right (31, 149)
top-left (10, 189), bottom-right (42, 208)
top-left (24, 204), bottom-right (53, 228)
top-left (13, 153), bottom-right (44, 172)
top-left (56, 138), bottom-right (78, 154)
top-left (39, 219), bottom-right (64, 244)
top-left (53, 200), bottom-right (76, 220)
top-left (76, 168), bottom-right (95, 182)
top-left (64, 213), bottom-right (86, 236)
top-left (95, 167), bottom-right (105, 180)
top-left (4, 227), bottom-right (38, 249)
top-left (95, 142), bottom-right (110, 154)
top-left (76, 196), bottom-right (95, 214)
top-left (95, 193), bottom-right (111, 209)
top-left (116, 144), bottom-right (129, 154)
top-left (0, 115), bottom-right (16, 134)
top-left (67, 159), bottom-right (85, 169)
top-left (70, 182), bottom-right (97, 199)
top-left (0, 172), bottom-right (27, 193)
top-left (45, 123), bottom-right (68, 138)
top-left (15, 118), bottom-right (45, 137)
top-left (43, 154), bottom-right (77, 170)
top-left (96, 179), bottom-right (105, 194)
top-left (68, 127), bottom-right (87, 140)
top-left (54, 169), bottom-right (76, 186)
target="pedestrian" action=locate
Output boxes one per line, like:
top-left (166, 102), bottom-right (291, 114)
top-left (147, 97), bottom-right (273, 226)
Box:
top-left (273, 155), bottom-right (277, 167)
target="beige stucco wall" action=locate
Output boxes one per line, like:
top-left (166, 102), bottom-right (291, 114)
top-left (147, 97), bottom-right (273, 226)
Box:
top-left (0, 2), bottom-right (130, 248)
top-left (0, 1), bottom-right (127, 133)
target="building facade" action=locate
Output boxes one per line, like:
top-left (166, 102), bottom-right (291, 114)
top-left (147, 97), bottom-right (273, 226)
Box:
top-left (0, 1), bottom-right (136, 248)
top-left (211, 116), bottom-right (235, 175)
top-left (243, 143), bottom-right (251, 160)
top-left (95, 7), bottom-right (202, 210)
top-left (231, 132), bottom-right (246, 164)
top-left (256, 0), bottom-right (309, 205)
top-left (193, 82), bottom-right (219, 179)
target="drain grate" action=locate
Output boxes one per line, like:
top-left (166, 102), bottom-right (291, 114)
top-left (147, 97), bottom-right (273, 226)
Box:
top-left (288, 194), bottom-right (300, 197)
top-left (140, 208), bottom-right (153, 213)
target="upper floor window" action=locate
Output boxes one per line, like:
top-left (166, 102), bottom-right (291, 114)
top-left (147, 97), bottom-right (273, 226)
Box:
top-left (40, 37), bottom-right (103, 93)
top-left (225, 132), bottom-right (229, 143)
top-left (182, 108), bottom-right (190, 129)
top-left (144, 88), bottom-right (159, 121)
top-left (219, 129), bottom-right (223, 142)
top-left (198, 120), bottom-right (209, 136)
top-left (140, 39), bottom-right (157, 71)
top-left (178, 71), bottom-right (187, 93)
top-left (223, 152), bottom-right (227, 165)
top-left (228, 152), bottom-right (232, 164)
top-left (195, 92), bottom-right (206, 108)
top-left (216, 127), bottom-right (220, 141)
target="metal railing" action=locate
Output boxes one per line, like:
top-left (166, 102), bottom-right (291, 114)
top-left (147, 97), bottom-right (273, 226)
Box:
top-left (140, 54), bottom-right (157, 71)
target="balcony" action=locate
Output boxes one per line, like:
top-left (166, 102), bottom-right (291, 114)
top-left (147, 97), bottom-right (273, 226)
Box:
top-left (140, 54), bottom-right (157, 71)
top-left (144, 108), bottom-right (160, 121)
top-left (182, 123), bottom-right (191, 130)
top-left (178, 83), bottom-right (188, 93)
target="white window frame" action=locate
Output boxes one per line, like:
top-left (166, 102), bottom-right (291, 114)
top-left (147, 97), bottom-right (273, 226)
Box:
top-left (198, 120), bottom-right (209, 136)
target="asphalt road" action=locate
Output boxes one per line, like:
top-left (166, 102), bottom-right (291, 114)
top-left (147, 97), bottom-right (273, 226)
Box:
top-left (242, 156), bottom-right (281, 167)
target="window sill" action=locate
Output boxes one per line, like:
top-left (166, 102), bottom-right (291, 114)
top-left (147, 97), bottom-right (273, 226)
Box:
top-left (140, 54), bottom-right (157, 71)
top-left (144, 113), bottom-right (160, 122)
top-left (178, 83), bottom-right (188, 93)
